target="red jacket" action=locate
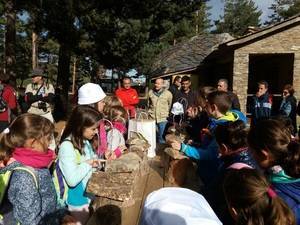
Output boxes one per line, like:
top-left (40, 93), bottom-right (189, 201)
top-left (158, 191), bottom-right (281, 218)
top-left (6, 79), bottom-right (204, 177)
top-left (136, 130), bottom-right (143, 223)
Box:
top-left (0, 85), bottom-right (17, 122)
top-left (115, 87), bottom-right (139, 118)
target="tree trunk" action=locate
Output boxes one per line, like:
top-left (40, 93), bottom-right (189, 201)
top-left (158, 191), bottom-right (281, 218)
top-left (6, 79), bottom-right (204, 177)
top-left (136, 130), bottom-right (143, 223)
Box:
top-left (32, 31), bottom-right (38, 69)
top-left (57, 42), bottom-right (71, 109)
top-left (4, 0), bottom-right (16, 76)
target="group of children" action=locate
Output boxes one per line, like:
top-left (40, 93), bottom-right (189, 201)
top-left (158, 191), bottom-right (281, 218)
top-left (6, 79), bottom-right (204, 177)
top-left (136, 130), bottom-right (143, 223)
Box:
top-left (0, 83), bottom-right (130, 225)
top-left (2, 80), bottom-right (300, 225)
top-left (163, 88), bottom-right (300, 225)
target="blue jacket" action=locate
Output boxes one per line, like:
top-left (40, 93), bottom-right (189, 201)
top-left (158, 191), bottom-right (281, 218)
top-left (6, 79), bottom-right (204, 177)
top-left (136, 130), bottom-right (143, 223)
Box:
top-left (251, 93), bottom-right (272, 125)
top-left (269, 166), bottom-right (300, 225)
top-left (180, 110), bottom-right (247, 184)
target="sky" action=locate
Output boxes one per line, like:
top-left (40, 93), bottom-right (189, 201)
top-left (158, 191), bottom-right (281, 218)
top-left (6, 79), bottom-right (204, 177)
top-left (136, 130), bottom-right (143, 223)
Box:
top-left (207, 0), bottom-right (275, 24)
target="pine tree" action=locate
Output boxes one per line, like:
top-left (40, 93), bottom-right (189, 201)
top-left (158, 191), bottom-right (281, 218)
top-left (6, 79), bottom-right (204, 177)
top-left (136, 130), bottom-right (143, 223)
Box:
top-left (266, 0), bottom-right (300, 25)
top-left (214, 0), bottom-right (262, 37)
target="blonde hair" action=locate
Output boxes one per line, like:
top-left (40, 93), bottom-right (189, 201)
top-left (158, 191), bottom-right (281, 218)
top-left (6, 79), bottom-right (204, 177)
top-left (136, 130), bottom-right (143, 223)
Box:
top-left (102, 96), bottom-right (123, 117)
top-left (0, 114), bottom-right (54, 165)
top-left (109, 106), bottom-right (128, 123)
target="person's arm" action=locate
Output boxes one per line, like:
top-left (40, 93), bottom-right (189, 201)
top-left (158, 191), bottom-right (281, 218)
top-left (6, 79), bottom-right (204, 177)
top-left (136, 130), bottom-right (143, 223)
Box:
top-left (129, 89), bottom-right (139, 105)
top-left (167, 92), bottom-right (173, 111)
top-left (232, 93), bottom-right (240, 111)
top-left (180, 139), bottom-right (219, 161)
top-left (8, 171), bottom-right (43, 225)
top-left (58, 141), bottom-right (93, 187)
top-left (281, 101), bottom-right (292, 116)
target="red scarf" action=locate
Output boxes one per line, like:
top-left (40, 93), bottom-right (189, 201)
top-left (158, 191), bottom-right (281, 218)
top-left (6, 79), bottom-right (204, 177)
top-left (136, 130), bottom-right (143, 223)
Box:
top-left (13, 147), bottom-right (56, 168)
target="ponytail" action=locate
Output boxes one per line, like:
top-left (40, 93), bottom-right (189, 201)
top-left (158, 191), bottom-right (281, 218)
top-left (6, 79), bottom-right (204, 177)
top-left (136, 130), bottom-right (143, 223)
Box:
top-left (0, 133), bottom-right (15, 166)
top-left (224, 169), bottom-right (295, 225)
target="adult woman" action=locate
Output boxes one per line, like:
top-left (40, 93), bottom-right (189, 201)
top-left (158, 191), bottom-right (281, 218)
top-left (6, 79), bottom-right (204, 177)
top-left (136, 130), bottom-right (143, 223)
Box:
top-left (279, 84), bottom-right (297, 135)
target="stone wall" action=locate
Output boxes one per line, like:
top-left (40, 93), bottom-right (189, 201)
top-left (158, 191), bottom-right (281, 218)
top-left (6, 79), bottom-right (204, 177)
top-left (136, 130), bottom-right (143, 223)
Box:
top-left (232, 24), bottom-right (300, 113)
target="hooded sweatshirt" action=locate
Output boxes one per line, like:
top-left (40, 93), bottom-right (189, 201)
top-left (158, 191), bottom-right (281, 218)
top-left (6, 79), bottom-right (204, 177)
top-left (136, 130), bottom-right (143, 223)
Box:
top-left (180, 110), bottom-right (247, 184)
top-left (269, 166), bottom-right (300, 225)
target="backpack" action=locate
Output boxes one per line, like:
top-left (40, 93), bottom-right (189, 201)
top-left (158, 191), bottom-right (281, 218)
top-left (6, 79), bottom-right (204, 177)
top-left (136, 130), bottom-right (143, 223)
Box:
top-left (0, 166), bottom-right (38, 223)
top-left (52, 141), bottom-right (81, 208)
top-left (0, 84), bottom-right (7, 113)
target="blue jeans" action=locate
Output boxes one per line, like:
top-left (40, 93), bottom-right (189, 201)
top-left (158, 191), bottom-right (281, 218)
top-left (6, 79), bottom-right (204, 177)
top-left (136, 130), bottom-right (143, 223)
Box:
top-left (157, 121), bottom-right (167, 144)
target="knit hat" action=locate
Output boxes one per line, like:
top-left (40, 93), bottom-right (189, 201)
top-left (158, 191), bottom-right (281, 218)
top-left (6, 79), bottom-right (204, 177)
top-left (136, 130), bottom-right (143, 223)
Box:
top-left (78, 83), bottom-right (106, 105)
top-left (140, 187), bottom-right (222, 225)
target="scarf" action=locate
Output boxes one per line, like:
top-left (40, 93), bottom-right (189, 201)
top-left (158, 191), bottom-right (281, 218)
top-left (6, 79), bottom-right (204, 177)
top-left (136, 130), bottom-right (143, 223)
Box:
top-left (13, 147), bottom-right (56, 168)
top-left (112, 121), bottom-right (127, 134)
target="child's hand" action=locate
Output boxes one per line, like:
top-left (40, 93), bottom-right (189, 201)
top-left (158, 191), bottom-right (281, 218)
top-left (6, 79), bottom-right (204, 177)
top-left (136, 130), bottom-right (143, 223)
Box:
top-left (170, 140), bottom-right (181, 151)
top-left (105, 151), bottom-right (117, 160)
top-left (86, 159), bottom-right (105, 168)
top-left (61, 215), bottom-right (76, 225)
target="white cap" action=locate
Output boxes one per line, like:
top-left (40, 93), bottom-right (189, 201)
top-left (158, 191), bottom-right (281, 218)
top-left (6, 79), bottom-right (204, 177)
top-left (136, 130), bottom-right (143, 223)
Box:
top-left (78, 83), bottom-right (106, 105)
top-left (140, 187), bottom-right (222, 225)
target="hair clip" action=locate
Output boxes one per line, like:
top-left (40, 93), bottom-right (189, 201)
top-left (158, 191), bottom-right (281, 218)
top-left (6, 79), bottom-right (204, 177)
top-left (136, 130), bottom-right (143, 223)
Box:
top-left (267, 186), bottom-right (277, 198)
top-left (3, 128), bottom-right (10, 134)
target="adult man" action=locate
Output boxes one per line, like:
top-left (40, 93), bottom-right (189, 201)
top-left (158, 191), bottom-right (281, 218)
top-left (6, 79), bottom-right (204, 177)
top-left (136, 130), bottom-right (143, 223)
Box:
top-left (169, 76), bottom-right (181, 97)
top-left (173, 76), bottom-right (198, 110)
top-left (0, 72), bottom-right (17, 132)
top-left (251, 80), bottom-right (272, 125)
top-left (115, 77), bottom-right (139, 118)
top-left (217, 79), bottom-right (240, 110)
top-left (148, 78), bottom-right (172, 143)
top-left (25, 68), bottom-right (55, 122)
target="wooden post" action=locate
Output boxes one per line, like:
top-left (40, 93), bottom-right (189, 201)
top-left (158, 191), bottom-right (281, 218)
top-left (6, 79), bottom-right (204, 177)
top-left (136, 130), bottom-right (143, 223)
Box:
top-left (32, 31), bottom-right (38, 69)
top-left (72, 58), bottom-right (76, 95)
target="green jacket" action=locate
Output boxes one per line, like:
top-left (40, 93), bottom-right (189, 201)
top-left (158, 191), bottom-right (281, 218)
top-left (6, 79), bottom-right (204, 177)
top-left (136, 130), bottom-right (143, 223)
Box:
top-left (148, 89), bottom-right (172, 123)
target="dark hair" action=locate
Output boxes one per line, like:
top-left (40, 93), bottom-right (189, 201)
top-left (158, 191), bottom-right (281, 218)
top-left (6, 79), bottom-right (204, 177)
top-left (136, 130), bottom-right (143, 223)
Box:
top-left (215, 120), bottom-right (247, 151)
top-left (283, 84), bottom-right (295, 96)
top-left (0, 114), bottom-right (54, 165)
top-left (258, 80), bottom-right (269, 89)
top-left (61, 105), bottom-right (102, 153)
top-left (181, 76), bottom-right (190, 82)
top-left (0, 71), bottom-right (9, 82)
top-left (223, 169), bottom-right (295, 225)
top-left (173, 76), bottom-right (181, 83)
top-left (248, 119), bottom-right (300, 177)
top-left (207, 91), bottom-right (231, 114)
top-left (196, 86), bottom-right (217, 108)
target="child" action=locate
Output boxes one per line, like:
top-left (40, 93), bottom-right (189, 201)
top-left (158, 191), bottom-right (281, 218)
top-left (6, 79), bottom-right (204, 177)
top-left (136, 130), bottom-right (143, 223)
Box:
top-left (140, 187), bottom-right (222, 225)
top-left (102, 96), bottom-right (123, 118)
top-left (205, 120), bottom-right (258, 224)
top-left (223, 168), bottom-right (295, 225)
top-left (77, 83), bottom-right (106, 113)
top-left (59, 105), bottom-right (102, 225)
top-left (248, 119), bottom-right (300, 224)
top-left (170, 91), bottom-right (247, 184)
top-left (100, 106), bottom-right (128, 160)
top-left (0, 114), bottom-right (72, 225)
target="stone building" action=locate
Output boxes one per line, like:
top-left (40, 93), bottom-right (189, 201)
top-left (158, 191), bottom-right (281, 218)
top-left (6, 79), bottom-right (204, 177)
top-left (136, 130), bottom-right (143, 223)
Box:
top-left (150, 14), bottom-right (300, 114)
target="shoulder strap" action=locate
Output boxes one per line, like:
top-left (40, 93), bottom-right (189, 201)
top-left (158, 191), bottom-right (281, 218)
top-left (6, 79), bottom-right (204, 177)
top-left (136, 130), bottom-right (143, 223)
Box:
top-left (61, 139), bottom-right (81, 162)
top-left (13, 166), bottom-right (39, 188)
